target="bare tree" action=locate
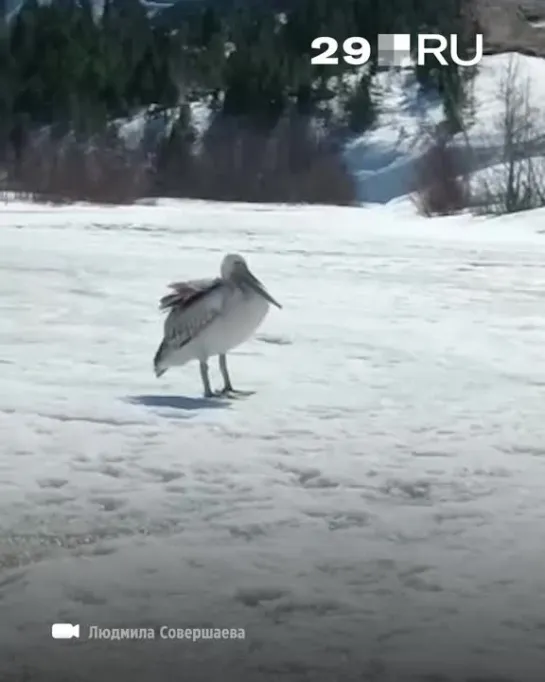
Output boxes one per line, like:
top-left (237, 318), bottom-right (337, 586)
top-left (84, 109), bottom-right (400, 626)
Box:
top-left (3, 129), bottom-right (152, 204)
top-left (473, 54), bottom-right (545, 214)
top-left (411, 120), bottom-right (470, 217)
top-left (410, 58), bottom-right (481, 218)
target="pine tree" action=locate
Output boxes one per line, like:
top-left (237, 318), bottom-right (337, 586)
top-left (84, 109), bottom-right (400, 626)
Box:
top-left (345, 75), bottom-right (375, 133)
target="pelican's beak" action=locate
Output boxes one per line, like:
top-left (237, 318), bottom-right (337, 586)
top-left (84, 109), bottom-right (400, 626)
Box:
top-left (242, 267), bottom-right (282, 309)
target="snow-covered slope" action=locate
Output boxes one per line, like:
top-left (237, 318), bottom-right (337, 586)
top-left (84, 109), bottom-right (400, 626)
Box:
top-left (116, 100), bottom-right (213, 151)
top-left (345, 52), bottom-right (545, 203)
top-left (2, 199), bottom-right (545, 680)
top-left (114, 53), bottom-right (545, 205)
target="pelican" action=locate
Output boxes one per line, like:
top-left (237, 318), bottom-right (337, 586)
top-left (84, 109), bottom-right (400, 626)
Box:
top-left (153, 254), bottom-right (282, 398)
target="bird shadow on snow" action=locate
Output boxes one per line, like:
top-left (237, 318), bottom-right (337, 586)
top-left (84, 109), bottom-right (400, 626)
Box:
top-left (126, 394), bottom-right (229, 411)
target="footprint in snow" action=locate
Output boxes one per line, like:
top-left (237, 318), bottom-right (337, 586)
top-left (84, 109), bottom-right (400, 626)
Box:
top-left (257, 334), bottom-right (292, 346)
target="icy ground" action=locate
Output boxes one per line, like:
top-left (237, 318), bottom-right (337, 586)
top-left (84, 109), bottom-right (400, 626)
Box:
top-left (2, 199), bottom-right (545, 680)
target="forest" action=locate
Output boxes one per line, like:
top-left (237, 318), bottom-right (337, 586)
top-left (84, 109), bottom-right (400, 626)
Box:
top-left (0, 0), bottom-right (479, 203)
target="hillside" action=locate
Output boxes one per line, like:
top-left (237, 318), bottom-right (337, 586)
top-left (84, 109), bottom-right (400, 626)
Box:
top-left (344, 51), bottom-right (545, 204)
top-left (3, 0), bottom-right (545, 214)
top-left (3, 0), bottom-right (291, 22)
top-left (480, 0), bottom-right (545, 55)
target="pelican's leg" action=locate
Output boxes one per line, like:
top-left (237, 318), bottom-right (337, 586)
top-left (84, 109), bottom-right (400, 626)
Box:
top-left (215, 354), bottom-right (255, 397)
top-left (218, 354), bottom-right (234, 393)
top-left (199, 361), bottom-right (213, 398)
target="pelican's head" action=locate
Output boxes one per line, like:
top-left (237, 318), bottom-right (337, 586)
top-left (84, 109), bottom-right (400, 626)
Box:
top-left (221, 253), bottom-right (282, 309)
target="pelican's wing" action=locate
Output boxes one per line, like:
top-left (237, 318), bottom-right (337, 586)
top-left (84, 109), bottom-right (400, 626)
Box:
top-left (159, 277), bottom-right (222, 311)
top-left (158, 277), bottom-right (225, 352)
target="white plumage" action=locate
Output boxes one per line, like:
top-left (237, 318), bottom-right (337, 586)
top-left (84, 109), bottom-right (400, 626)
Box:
top-left (153, 253), bottom-right (282, 397)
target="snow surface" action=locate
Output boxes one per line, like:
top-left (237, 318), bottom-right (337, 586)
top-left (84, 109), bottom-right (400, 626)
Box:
top-left (2, 199), bottom-right (545, 680)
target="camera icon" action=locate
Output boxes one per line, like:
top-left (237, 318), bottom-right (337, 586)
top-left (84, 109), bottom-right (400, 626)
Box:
top-left (51, 623), bottom-right (80, 639)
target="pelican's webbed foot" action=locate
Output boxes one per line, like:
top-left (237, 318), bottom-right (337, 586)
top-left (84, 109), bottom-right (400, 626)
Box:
top-left (213, 387), bottom-right (255, 398)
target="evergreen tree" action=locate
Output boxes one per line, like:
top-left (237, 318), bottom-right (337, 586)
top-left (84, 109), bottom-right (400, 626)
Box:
top-left (345, 75), bottom-right (375, 133)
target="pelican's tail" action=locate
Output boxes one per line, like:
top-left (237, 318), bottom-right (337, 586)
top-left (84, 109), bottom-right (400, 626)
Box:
top-left (153, 339), bottom-right (168, 377)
